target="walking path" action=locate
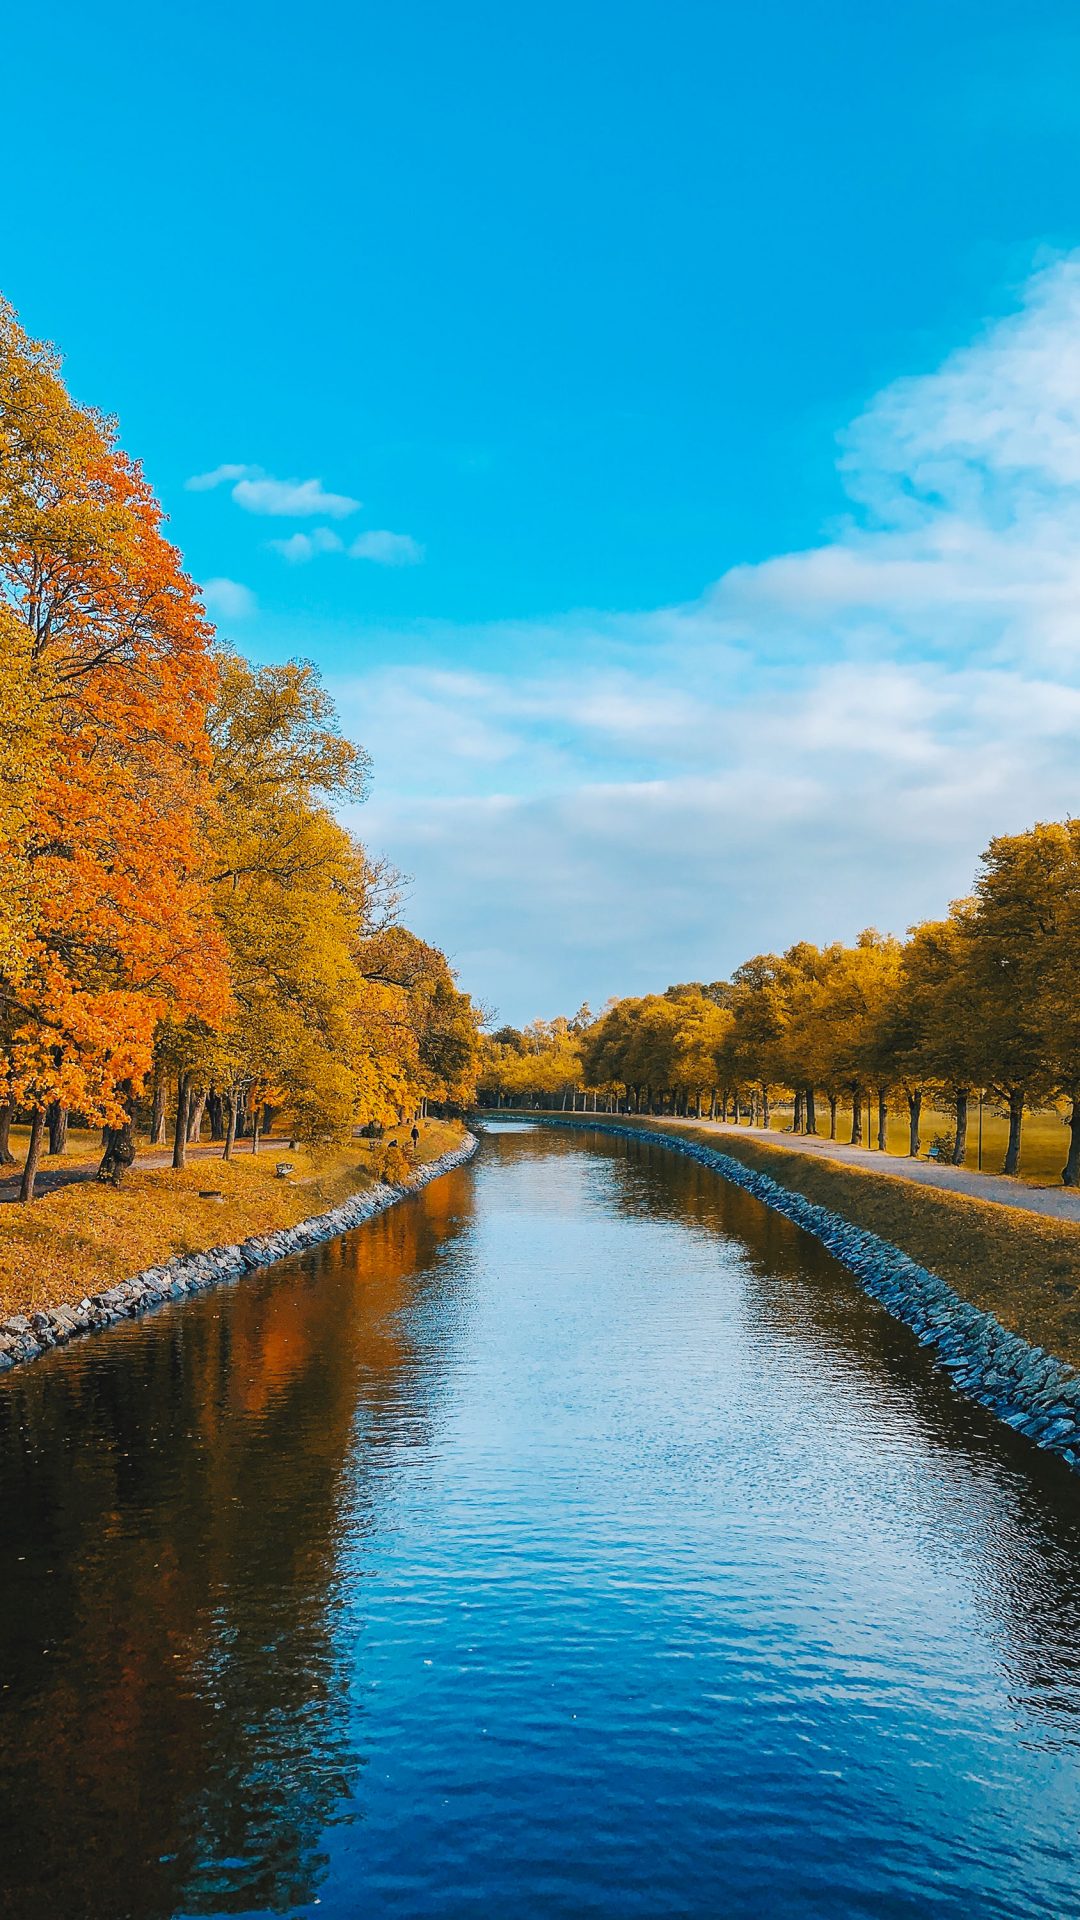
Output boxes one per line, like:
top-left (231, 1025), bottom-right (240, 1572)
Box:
top-left (0, 1136), bottom-right (295, 1207)
top-left (632, 1115), bottom-right (1080, 1222)
top-left (0, 1120), bottom-right (420, 1208)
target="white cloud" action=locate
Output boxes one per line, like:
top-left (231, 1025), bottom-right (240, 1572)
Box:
top-left (706, 256), bottom-right (1080, 667)
top-left (349, 529), bottom-right (424, 566)
top-left (233, 475), bottom-right (361, 518)
top-left (202, 576), bottom-right (256, 619)
top-left (265, 524), bottom-right (424, 566)
top-left (185, 463), bottom-right (361, 517)
top-left (186, 463), bottom-right (252, 492)
top-left (330, 256), bottom-right (1080, 1018)
top-left (269, 527), bottom-right (344, 563)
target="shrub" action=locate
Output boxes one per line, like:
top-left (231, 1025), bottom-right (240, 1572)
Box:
top-left (377, 1142), bottom-right (411, 1186)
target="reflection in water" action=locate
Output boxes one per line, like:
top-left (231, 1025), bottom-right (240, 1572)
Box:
top-left (0, 1172), bottom-right (476, 1920)
top-left (0, 1125), bottom-right (1079, 1919)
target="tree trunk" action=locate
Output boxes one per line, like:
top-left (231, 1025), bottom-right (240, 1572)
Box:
top-left (761, 1087), bottom-right (770, 1131)
top-left (828, 1094), bottom-right (837, 1140)
top-left (46, 1103), bottom-right (68, 1155)
top-left (720, 1090), bottom-right (729, 1122)
top-left (19, 1108), bottom-right (45, 1203)
top-left (1063, 1098), bottom-right (1080, 1187)
top-left (150, 1063), bottom-right (168, 1145)
top-left (208, 1087), bottom-right (225, 1141)
top-left (876, 1087), bottom-right (887, 1154)
top-left (252, 1108), bottom-right (260, 1155)
top-left (793, 1088), bottom-right (804, 1133)
top-left (98, 1120), bottom-right (136, 1187)
top-left (907, 1088), bottom-right (922, 1158)
top-left (187, 1089), bottom-right (207, 1143)
top-left (223, 1093), bottom-right (237, 1161)
top-left (805, 1087), bottom-right (817, 1135)
top-left (0, 1103), bottom-right (15, 1166)
top-left (1002, 1092), bottom-right (1024, 1176)
top-left (849, 1090), bottom-right (863, 1147)
top-left (173, 1071), bottom-right (191, 1171)
top-left (951, 1089), bottom-right (969, 1166)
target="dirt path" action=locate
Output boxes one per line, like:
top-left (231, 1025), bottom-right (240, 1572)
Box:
top-left (624, 1115), bottom-right (1080, 1223)
top-left (0, 1135), bottom-right (296, 1207)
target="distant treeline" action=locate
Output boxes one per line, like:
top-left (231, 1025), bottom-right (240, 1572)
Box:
top-left (480, 820), bottom-right (1080, 1185)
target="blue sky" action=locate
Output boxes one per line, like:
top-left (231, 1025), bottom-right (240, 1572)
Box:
top-left (6, 2), bottom-right (1080, 1018)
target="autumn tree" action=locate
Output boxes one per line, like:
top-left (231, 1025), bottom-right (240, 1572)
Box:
top-left (1021, 822), bottom-right (1080, 1183)
top-left (963, 827), bottom-right (1069, 1177)
top-left (197, 653), bottom-right (479, 1150)
top-left (200, 653), bottom-right (375, 1151)
top-left (0, 298), bottom-right (230, 1196)
top-left (356, 925), bottom-right (480, 1114)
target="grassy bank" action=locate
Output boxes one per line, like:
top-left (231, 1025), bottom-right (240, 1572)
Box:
top-left (765, 1100), bottom-right (1074, 1187)
top-left (514, 1112), bottom-right (1080, 1370)
top-left (0, 1120), bottom-right (464, 1318)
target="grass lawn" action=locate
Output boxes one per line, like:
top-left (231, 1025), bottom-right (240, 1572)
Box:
top-left (759, 1100), bottom-right (1074, 1186)
top-left (0, 1119), bottom-right (465, 1318)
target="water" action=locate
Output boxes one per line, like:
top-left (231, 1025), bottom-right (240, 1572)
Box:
top-left (1, 1122), bottom-right (1079, 1920)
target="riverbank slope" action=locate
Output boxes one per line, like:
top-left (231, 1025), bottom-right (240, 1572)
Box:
top-left (0, 1121), bottom-right (465, 1318)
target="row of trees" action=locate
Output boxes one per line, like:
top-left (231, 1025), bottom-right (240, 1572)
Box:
top-left (0, 299), bottom-right (479, 1199)
top-left (479, 820), bottom-right (1080, 1184)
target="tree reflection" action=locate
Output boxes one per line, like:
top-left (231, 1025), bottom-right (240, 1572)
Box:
top-left (0, 1167), bottom-right (475, 1920)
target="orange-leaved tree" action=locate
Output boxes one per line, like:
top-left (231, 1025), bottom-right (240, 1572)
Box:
top-left (0, 297), bottom-right (230, 1196)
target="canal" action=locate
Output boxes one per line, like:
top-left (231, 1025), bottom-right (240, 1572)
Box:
top-left (1, 1121), bottom-right (1078, 1918)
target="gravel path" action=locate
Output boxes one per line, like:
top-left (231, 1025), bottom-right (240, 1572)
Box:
top-left (645, 1116), bottom-right (1080, 1222)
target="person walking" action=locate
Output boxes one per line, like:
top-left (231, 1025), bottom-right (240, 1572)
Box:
top-left (410, 1123), bottom-right (420, 1151)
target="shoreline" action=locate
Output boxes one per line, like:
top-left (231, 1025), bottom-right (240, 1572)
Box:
top-left (0, 1132), bottom-right (479, 1377)
top-left (502, 1115), bottom-right (1080, 1473)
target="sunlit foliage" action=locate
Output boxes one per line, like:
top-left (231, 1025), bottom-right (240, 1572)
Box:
top-left (0, 298), bottom-right (480, 1197)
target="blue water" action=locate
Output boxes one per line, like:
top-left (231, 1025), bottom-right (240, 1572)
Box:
top-left (0, 1122), bottom-right (1078, 1918)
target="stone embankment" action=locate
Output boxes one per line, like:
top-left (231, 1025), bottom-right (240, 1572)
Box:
top-left (0, 1133), bottom-right (478, 1376)
top-left (528, 1118), bottom-right (1080, 1474)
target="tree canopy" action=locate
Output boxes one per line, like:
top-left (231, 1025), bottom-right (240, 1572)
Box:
top-left (0, 298), bottom-right (480, 1197)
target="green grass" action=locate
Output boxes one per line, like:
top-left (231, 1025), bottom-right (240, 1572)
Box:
top-left (760, 1100), bottom-right (1074, 1186)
